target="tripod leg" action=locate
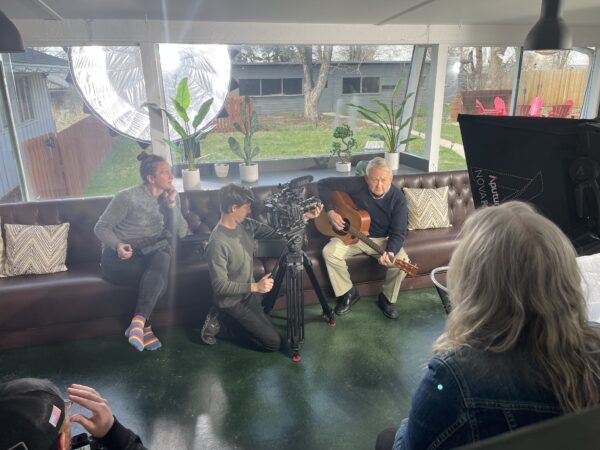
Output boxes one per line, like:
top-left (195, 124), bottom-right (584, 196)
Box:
top-left (263, 252), bottom-right (287, 314)
top-left (286, 252), bottom-right (304, 361)
top-left (302, 253), bottom-right (336, 326)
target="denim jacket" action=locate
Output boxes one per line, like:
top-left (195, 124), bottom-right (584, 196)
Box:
top-left (393, 346), bottom-right (587, 450)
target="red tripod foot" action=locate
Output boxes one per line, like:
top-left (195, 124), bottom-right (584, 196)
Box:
top-left (291, 353), bottom-right (302, 362)
top-left (328, 320), bottom-right (336, 327)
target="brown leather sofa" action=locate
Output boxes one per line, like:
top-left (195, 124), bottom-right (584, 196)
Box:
top-left (0, 170), bottom-right (473, 350)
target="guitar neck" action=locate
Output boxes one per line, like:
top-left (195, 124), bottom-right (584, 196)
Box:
top-left (347, 225), bottom-right (386, 255)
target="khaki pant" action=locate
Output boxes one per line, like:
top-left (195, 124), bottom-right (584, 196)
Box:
top-left (322, 237), bottom-right (408, 303)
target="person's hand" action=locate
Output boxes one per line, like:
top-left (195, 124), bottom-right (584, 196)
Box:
top-left (327, 210), bottom-right (345, 231)
top-left (68, 384), bottom-right (115, 439)
top-left (252, 273), bottom-right (273, 293)
top-left (378, 251), bottom-right (395, 267)
top-left (116, 243), bottom-right (133, 260)
top-left (163, 187), bottom-right (177, 208)
top-left (303, 204), bottom-right (324, 221)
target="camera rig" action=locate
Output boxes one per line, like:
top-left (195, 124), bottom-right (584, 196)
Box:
top-left (263, 175), bottom-right (322, 236)
top-left (261, 175), bottom-right (335, 361)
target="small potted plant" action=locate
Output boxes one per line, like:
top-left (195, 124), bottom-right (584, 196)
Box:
top-left (331, 124), bottom-right (357, 173)
top-left (214, 162), bottom-right (229, 178)
top-left (228, 96), bottom-right (260, 183)
top-left (144, 77), bottom-right (213, 190)
top-left (348, 78), bottom-right (415, 171)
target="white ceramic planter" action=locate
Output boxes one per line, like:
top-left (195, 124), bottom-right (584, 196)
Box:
top-left (385, 152), bottom-right (400, 171)
top-left (336, 161), bottom-right (352, 173)
top-left (182, 169), bottom-right (201, 191)
top-left (239, 163), bottom-right (259, 183)
top-left (214, 163), bottom-right (230, 178)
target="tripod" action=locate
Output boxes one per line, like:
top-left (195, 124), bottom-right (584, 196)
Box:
top-left (262, 228), bottom-right (336, 361)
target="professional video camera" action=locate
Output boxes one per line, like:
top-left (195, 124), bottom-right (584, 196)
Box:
top-left (263, 175), bottom-right (321, 235)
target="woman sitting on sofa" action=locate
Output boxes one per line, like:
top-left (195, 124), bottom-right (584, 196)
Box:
top-left (376, 201), bottom-right (600, 449)
top-left (94, 152), bottom-right (188, 351)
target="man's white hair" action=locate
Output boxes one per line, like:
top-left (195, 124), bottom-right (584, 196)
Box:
top-left (366, 157), bottom-right (392, 175)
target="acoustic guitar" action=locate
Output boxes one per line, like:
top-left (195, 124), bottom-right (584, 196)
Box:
top-left (314, 191), bottom-right (418, 277)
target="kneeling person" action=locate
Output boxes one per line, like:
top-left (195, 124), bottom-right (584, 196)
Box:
top-left (203, 183), bottom-right (322, 351)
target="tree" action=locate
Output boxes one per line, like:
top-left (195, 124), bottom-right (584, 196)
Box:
top-left (298, 45), bottom-right (333, 124)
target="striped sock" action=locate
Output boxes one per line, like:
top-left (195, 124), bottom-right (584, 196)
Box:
top-left (127, 315), bottom-right (145, 351)
top-left (124, 324), bottom-right (162, 351)
top-left (143, 326), bottom-right (162, 351)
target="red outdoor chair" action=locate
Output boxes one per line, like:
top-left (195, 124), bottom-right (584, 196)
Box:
top-left (529, 96), bottom-right (543, 117)
top-left (493, 97), bottom-right (507, 116)
top-left (548, 99), bottom-right (574, 118)
top-left (515, 104), bottom-right (531, 116)
top-left (475, 99), bottom-right (501, 116)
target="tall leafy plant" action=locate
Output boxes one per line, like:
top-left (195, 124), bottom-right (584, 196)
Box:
top-left (228, 96), bottom-right (260, 166)
top-left (348, 78), bottom-right (415, 153)
top-left (144, 78), bottom-right (214, 171)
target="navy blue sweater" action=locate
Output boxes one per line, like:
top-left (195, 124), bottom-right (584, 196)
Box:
top-left (317, 176), bottom-right (407, 254)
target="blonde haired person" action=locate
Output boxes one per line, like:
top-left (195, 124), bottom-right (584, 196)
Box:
top-left (376, 201), bottom-right (600, 450)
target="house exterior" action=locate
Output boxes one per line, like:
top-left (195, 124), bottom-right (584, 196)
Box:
top-left (0, 49), bottom-right (68, 199)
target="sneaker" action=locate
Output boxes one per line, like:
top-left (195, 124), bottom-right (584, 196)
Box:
top-left (378, 293), bottom-right (399, 319)
top-left (201, 307), bottom-right (221, 345)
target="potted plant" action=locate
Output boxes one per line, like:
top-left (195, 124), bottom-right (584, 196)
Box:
top-left (228, 96), bottom-right (260, 183)
top-left (214, 162), bottom-right (229, 178)
top-left (144, 77), bottom-right (214, 190)
top-left (330, 124), bottom-right (356, 173)
top-left (348, 78), bottom-right (415, 171)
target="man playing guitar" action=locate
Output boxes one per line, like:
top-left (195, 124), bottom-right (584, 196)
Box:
top-left (316, 157), bottom-right (409, 319)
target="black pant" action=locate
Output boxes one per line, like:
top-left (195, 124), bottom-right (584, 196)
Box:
top-left (220, 293), bottom-right (281, 352)
top-left (101, 248), bottom-right (171, 320)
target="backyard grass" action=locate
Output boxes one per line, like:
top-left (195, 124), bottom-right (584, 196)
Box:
top-left (84, 113), bottom-right (466, 196)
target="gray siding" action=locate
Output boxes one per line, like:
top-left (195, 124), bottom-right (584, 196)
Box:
top-left (232, 62), bottom-right (416, 115)
top-left (0, 73), bottom-right (56, 198)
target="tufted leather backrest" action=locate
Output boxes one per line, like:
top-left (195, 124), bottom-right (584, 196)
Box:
top-left (392, 170), bottom-right (474, 227)
top-left (0, 170), bottom-right (472, 265)
top-left (0, 196), bottom-right (111, 265)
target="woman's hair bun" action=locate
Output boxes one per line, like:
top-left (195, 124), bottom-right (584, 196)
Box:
top-left (137, 151), bottom-right (149, 162)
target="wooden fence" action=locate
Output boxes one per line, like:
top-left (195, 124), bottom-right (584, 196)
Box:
top-left (476, 68), bottom-right (588, 107)
top-left (22, 115), bottom-right (112, 199)
top-left (210, 96), bottom-right (251, 133)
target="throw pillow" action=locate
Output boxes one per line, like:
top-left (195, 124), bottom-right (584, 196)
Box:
top-left (4, 223), bottom-right (70, 276)
top-left (404, 186), bottom-right (452, 230)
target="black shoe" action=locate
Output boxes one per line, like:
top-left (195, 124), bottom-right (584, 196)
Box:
top-left (201, 307), bottom-right (221, 345)
top-left (378, 293), bottom-right (399, 319)
top-left (335, 286), bottom-right (360, 316)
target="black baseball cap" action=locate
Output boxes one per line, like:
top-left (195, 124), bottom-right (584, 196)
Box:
top-left (0, 378), bottom-right (66, 450)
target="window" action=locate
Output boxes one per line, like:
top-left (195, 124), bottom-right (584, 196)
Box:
top-left (343, 77), bottom-right (361, 94)
top-left (239, 79), bottom-right (260, 96)
top-left (343, 77), bottom-right (380, 94)
top-left (282, 78), bottom-right (302, 95)
top-left (361, 77), bottom-right (380, 93)
top-left (261, 79), bottom-right (282, 96)
top-left (239, 78), bottom-right (303, 96)
top-left (15, 77), bottom-right (34, 122)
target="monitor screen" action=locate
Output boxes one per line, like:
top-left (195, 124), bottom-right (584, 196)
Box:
top-left (458, 114), bottom-right (598, 250)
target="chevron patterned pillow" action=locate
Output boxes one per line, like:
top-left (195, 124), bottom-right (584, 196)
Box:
top-left (404, 186), bottom-right (452, 230)
top-left (4, 223), bottom-right (69, 276)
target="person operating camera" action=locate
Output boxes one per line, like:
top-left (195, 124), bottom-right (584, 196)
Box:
top-left (202, 183), bottom-right (322, 351)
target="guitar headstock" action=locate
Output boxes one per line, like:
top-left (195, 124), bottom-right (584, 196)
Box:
top-left (396, 259), bottom-right (418, 277)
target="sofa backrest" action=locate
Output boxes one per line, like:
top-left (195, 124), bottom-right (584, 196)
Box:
top-left (0, 170), bottom-right (472, 265)
top-left (180, 169), bottom-right (473, 235)
top-left (0, 196), bottom-right (111, 265)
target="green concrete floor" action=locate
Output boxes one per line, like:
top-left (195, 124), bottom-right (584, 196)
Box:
top-left (0, 288), bottom-right (447, 450)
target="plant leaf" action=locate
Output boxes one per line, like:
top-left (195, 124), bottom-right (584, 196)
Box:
top-left (228, 137), bottom-right (243, 159)
top-left (176, 78), bottom-right (190, 111)
top-left (171, 98), bottom-right (189, 124)
top-left (192, 97), bottom-right (214, 130)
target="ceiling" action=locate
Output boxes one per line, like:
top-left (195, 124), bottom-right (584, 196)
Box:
top-left (2, 0), bottom-right (600, 26)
